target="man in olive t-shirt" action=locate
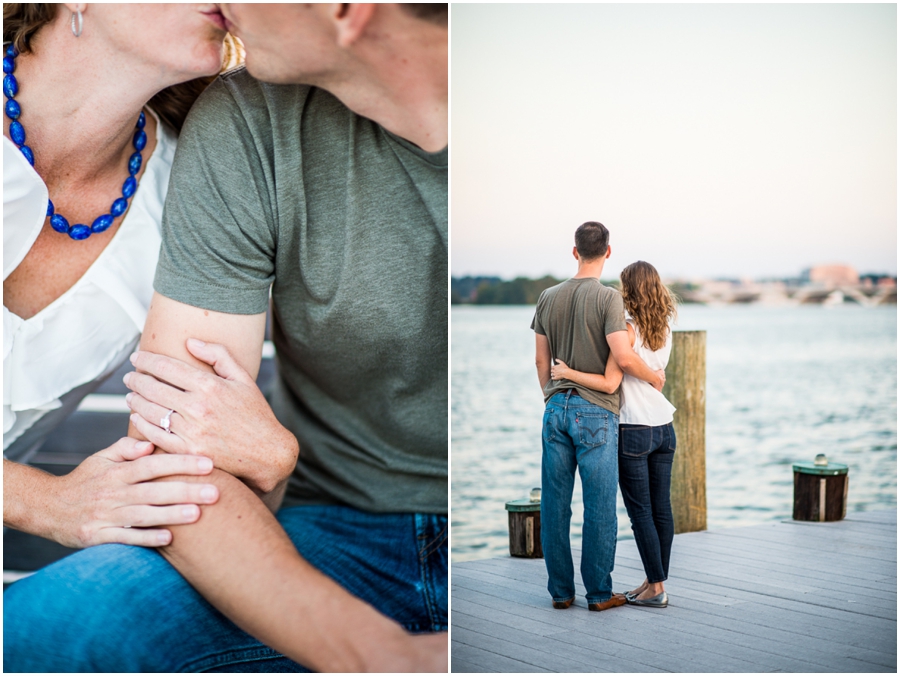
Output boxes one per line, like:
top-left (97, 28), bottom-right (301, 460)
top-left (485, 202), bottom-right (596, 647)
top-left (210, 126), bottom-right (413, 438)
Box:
top-left (532, 221), bottom-right (664, 612)
top-left (154, 67), bottom-right (447, 516)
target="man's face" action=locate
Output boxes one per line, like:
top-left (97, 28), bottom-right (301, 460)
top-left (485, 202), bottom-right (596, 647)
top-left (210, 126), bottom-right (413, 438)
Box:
top-left (219, 3), bottom-right (338, 84)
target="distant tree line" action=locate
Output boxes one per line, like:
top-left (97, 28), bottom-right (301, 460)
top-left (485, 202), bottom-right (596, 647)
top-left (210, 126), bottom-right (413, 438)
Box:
top-left (453, 275), bottom-right (621, 305)
top-left (450, 276), bottom-right (501, 304)
top-left (452, 276), bottom-right (698, 306)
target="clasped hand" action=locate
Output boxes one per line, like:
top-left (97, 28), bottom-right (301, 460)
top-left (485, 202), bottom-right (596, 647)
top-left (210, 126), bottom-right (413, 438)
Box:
top-left (125, 339), bottom-right (299, 495)
top-left (549, 359), bottom-right (571, 381)
top-left (53, 438), bottom-right (219, 548)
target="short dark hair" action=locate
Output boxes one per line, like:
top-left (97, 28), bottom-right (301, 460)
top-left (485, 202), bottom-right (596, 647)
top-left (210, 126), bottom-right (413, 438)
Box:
top-left (574, 221), bottom-right (609, 261)
top-left (401, 3), bottom-right (448, 25)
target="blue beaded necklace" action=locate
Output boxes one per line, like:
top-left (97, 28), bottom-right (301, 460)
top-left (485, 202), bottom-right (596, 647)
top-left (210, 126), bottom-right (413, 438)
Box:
top-left (3, 44), bottom-right (146, 241)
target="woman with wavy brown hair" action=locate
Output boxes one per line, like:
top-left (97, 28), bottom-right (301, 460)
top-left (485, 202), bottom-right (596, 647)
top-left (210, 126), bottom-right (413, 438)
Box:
top-left (551, 260), bottom-right (678, 608)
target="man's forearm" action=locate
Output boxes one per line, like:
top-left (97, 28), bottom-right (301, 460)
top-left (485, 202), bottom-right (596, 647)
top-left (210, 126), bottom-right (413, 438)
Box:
top-left (129, 418), bottom-right (293, 514)
top-left (259, 476), bottom-right (289, 513)
top-left (617, 354), bottom-right (659, 385)
top-left (156, 468), bottom-right (428, 672)
top-left (536, 361), bottom-right (551, 390)
top-left (535, 334), bottom-right (552, 391)
top-left (608, 333), bottom-right (660, 387)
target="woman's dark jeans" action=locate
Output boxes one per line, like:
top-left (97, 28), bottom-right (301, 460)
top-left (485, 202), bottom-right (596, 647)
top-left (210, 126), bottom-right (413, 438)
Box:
top-left (618, 422), bottom-right (676, 584)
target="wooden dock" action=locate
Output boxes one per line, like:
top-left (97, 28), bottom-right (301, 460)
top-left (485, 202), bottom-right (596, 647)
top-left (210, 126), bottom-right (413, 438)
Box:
top-left (451, 510), bottom-right (896, 673)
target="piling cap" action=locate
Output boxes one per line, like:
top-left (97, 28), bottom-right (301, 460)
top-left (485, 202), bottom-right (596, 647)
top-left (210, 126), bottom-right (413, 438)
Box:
top-left (793, 459), bottom-right (848, 476)
top-left (505, 498), bottom-right (541, 512)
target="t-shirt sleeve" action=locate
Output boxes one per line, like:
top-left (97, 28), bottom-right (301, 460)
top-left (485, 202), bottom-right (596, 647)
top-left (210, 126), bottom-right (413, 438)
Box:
top-left (153, 73), bottom-right (276, 315)
top-left (604, 290), bottom-right (627, 336)
top-left (531, 293), bottom-right (546, 335)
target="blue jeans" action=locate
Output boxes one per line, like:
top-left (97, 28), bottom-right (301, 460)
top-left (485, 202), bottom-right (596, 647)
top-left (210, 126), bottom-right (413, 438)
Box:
top-left (3, 505), bottom-right (447, 672)
top-left (540, 392), bottom-right (618, 604)
top-left (618, 423), bottom-right (676, 583)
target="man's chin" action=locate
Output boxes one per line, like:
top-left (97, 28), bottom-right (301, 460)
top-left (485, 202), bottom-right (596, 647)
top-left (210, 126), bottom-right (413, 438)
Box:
top-left (243, 57), bottom-right (315, 86)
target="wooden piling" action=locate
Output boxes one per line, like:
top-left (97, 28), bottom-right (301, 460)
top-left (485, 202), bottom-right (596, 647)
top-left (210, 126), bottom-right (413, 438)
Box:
top-left (662, 330), bottom-right (707, 534)
top-left (505, 499), bottom-right (543, 558)
top-left (792, 461), bottom-right (849, 522)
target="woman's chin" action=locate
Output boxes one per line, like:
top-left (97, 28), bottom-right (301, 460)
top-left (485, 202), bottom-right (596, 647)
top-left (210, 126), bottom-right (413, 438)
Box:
top-left (184, 42), bottom-right (228, 78)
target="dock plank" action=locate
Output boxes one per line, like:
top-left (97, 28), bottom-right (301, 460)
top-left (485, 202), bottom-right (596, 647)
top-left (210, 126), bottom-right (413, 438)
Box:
top-left (462, 553), bottom-right (897, 623)
top-left (451, 641), bottom-right (547, 673)
top-left (463, 539), bottom-right (898, 622)
top-left (461, 549), bottom-right (898, 639)
top-left (451, 511), bottom-right (897, 672)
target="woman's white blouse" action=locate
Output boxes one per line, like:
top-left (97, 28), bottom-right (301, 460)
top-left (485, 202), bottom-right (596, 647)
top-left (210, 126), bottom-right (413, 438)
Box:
top-left (619, 317), bottom-right (677, 426)
top-left (3, 113), bottom-right (175, 451)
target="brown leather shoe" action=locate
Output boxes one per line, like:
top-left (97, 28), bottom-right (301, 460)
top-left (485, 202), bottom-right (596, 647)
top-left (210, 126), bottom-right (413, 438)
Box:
top-left (552, 597), bottom-right (574, 609)
top-left (588, 594), bottom-right (627, 612)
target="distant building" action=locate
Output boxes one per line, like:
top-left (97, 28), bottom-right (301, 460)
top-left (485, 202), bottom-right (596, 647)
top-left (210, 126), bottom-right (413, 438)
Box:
top-left (808, 264), bottom-right (859, 287)
top-left (859, 273), bottom-right (897, 288)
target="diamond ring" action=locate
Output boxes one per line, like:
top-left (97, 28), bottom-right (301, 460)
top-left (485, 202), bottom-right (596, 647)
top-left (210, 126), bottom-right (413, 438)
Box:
top-left (160, 408), bottom-right (175, 434)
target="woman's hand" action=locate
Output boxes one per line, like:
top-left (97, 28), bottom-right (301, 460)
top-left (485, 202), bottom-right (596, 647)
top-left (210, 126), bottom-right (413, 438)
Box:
top-left (125, 339), bottom-right (299, 495)
top-left (654, 369), bottom-right (666, 392)
top-left (51, 438), bottom-right (220, 549)
top-left (550, 358), bottom-right (571, 381)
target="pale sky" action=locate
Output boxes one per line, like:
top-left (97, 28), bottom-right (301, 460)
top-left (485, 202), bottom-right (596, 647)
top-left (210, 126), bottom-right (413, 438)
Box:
top-left (451, 3), bottom-right (897, 280)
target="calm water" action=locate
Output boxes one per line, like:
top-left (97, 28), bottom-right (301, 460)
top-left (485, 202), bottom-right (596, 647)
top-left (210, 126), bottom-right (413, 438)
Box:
top-left (451, 304), bottom-right (897, 562)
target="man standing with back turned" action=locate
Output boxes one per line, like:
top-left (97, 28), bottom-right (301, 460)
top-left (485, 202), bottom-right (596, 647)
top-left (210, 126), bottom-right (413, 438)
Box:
top-left (532, 221), bottom-right (664, 611)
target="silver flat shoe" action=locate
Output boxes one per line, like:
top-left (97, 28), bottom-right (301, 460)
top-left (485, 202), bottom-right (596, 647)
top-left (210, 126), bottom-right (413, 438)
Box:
top-left (626, 591), bottom-right (668, 607)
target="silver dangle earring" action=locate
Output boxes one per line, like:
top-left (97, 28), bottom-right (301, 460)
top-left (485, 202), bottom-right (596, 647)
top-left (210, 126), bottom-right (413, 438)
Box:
top-left (71, 8), bottom-right (83, 37)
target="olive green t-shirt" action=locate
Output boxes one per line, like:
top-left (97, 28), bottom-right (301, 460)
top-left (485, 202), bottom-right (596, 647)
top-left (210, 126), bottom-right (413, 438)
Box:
top-left (154, 68), bottom-right (447, 515)
top-left (531, 278), bottom-right (627, 415)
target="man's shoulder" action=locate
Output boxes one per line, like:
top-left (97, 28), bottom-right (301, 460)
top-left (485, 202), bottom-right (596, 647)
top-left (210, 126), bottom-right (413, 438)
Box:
top-left (183, 67), bottom-right (348, 140)
top-left (554, 278), bottom-right (622, 301)
top-left (535, 280), bottom-right (569, 310)
top-left (595, 282), bottom-right (623, 300)
top-left (538, 280), bottom-right (567, 300)
top-left (592, 283), bottom-right (624, 319)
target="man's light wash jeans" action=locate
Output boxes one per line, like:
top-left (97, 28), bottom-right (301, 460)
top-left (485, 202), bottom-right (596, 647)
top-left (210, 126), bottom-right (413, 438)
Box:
top-left (3, 505), bottom-right (447, 672)
top-left (541, 391), bottom-right (618, 604)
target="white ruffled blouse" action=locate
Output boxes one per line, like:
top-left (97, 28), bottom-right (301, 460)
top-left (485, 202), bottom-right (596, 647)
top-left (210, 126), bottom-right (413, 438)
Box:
top-left (3, 111), bottom-right (175, 452)
top-left (619, 316), bottom-right (677, 426)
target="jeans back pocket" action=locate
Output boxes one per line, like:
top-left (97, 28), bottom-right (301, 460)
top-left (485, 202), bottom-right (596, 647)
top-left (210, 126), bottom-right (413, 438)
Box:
top-left (542, 406), bottom-right (558, 443)
top-left (619, 424), bottom-right (654, 457)
top-left (575, 412), bottom-right (608, 449)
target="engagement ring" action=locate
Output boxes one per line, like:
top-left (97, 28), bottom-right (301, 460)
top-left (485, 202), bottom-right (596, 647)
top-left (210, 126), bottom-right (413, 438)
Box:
top-left (160, 409), bottom-right (175, 433)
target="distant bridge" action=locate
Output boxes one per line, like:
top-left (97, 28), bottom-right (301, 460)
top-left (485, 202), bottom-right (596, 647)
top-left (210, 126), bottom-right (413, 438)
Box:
top-left (683, 285), bottom-right (896, 306)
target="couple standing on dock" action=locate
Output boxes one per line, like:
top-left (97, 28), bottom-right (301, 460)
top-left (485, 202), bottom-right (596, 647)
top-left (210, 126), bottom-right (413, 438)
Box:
top-left (532, 221), bottom-right (678, 611)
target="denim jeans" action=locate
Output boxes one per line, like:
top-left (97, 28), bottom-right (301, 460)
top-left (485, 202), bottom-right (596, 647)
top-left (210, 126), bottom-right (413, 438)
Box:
top-left (540, 392), bottom-right (619, 604)
top-left (618, 422), bottom-right (676, 583)
top-left (3, 505), bottom-right (447, 673)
